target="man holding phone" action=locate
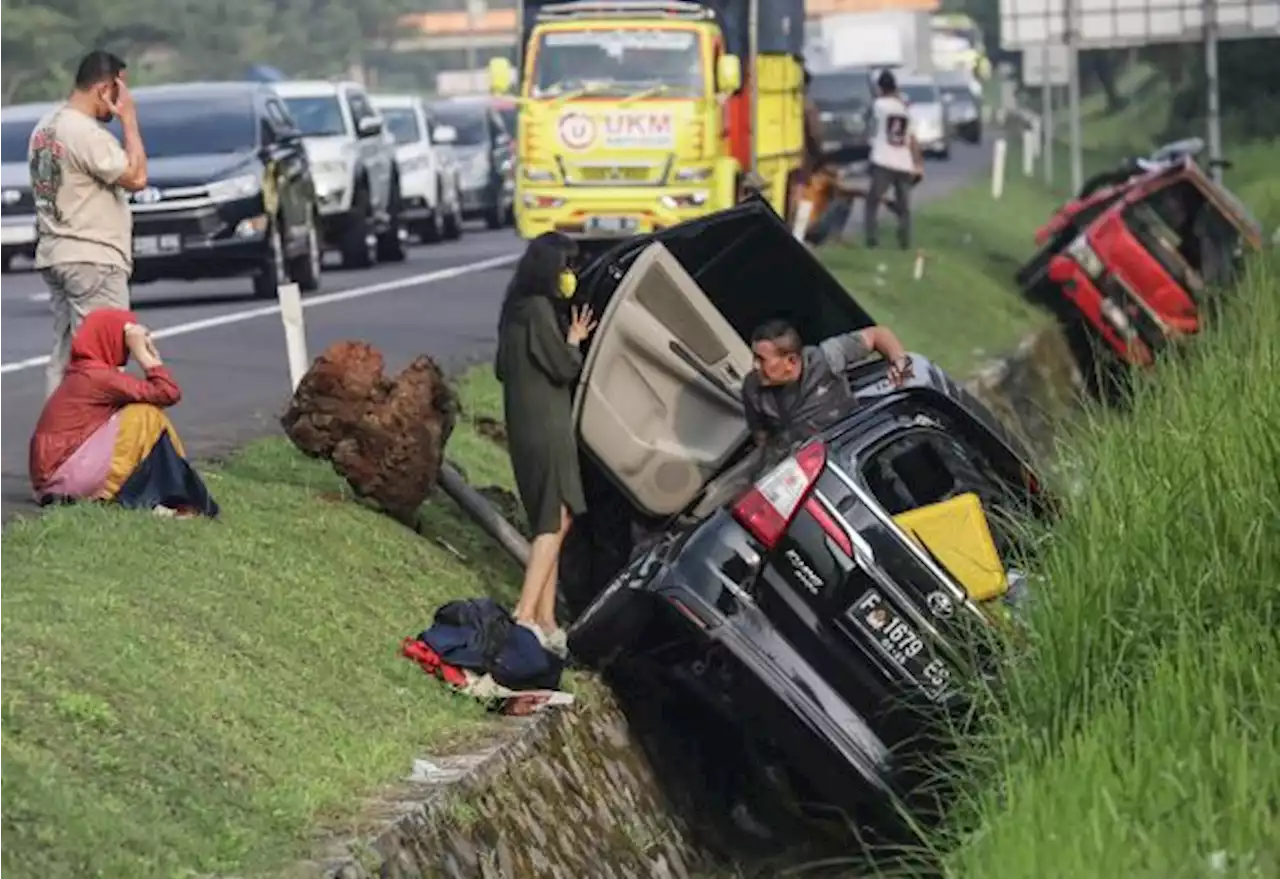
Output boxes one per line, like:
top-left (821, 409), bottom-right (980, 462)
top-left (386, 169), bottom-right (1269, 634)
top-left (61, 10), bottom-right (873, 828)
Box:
top-left (29, 50), bottom-right (149, 397)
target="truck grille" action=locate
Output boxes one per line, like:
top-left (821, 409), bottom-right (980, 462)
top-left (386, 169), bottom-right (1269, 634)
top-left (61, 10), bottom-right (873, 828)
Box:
top-left (559, 157), bottom-right (670, 187)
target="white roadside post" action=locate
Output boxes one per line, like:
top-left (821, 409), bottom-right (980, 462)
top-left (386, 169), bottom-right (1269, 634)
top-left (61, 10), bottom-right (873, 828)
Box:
top-left (277, 282), bottom-right (310, 392)
top-left (1022, 125), bottom-right (1036, 176)
top-left (792, 198), bottom-right (814, 242)
top-left (991, 137), bottom-right (1008, 200)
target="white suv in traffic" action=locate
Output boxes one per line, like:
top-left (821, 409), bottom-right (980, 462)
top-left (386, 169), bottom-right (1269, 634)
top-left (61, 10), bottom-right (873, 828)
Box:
top-left (370, 93), bottom-right (465, 244)
top-left (273, 79), bottom-right (404, 268)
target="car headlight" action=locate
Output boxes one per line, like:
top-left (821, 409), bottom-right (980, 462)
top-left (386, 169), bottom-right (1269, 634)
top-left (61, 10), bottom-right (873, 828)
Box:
top-left (523, 166), bottom-right (554, 182)
top-left (312, 160), bottom-right (348, 177)
top-left (207, 174), bottom-right (261, 202)
top-left (1067, 234), bottom-right (1105, 279)
top-left (1, 188), bottom-right (21, 206)
top-left (674, 167), bottom-right (712, 182)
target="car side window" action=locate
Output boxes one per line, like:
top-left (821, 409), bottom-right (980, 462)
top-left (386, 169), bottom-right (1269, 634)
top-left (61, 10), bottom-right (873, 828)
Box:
top-left (346, 89), bottom-right (375, 126)
top-left (263, 99), bottom-right (295, 142)
top-left (856, 426), bottom-right (1030, 557)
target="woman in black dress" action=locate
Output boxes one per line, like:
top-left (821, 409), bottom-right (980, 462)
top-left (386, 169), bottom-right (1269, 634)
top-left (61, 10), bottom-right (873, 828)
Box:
top-left (494, 232), bottom-right (597, 653)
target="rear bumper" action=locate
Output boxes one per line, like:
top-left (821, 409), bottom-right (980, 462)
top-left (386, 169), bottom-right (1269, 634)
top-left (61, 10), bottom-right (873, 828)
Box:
top-left (514, 184), bottom-right (726, 241)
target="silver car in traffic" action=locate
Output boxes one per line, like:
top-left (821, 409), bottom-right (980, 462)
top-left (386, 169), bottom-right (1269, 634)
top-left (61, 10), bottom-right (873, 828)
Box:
top-left (895, 74), bottom-right (952, 160)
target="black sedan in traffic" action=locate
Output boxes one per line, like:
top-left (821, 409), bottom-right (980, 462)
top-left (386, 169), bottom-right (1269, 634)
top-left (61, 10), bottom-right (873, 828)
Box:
top-left (108, 82), bottom-right (323, 299)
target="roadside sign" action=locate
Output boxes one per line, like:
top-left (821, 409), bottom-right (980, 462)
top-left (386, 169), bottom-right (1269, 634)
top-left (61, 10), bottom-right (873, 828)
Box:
top-left (1022, 44), bottom-right (1069, 86)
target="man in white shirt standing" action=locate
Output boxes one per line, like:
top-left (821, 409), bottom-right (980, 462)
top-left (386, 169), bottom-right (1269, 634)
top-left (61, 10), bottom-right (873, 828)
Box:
top-left (864, 69), bottom-right (923, 250)
top-left (29, 50), bottom-right (149, 397)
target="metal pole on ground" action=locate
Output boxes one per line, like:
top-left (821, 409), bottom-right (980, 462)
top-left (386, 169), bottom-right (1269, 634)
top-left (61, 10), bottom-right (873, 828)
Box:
top-left (1065, 0), bottom-right (1084, 194)
top-left (277, 282), bottom-right (309, 392)
top-left (1042, 43), bottom-right (1055, 186)
top-left (1204, 0), bottom-right (1224, 182)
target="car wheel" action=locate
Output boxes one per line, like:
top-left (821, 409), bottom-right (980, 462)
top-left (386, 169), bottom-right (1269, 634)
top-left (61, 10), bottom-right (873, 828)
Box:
top-left (483, 184), bottom-right (504, 230)
top-left (1, 253), bottom-right (12, 273)
top-left (443, 186), bottom-right (464, 239)
top-left (340, 188), bottom-right (377, 269)
top-left (419, 182), bottom-right (444, 243)
top-left (939, 145), bottom-right (951, 160)
top-left (252, 222), bottom-right (288, 300)
top-left (375, 178), bottom-right (406, 262)
top-left (287, 205), bottom-right (322, 293)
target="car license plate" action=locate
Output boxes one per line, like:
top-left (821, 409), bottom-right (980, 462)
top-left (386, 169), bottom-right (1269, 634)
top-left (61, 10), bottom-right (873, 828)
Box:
top-left (133, 234), bottom-right (181, 256)
top-left (851, 589), bottom-right (954, 702)
top-left (0, 224), bottom-right (36, 246)
top-left (584, 215), bottom-right (638, 236)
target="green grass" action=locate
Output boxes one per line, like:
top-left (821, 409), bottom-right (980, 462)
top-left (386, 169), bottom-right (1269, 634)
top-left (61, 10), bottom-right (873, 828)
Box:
top-left (819, 176), bottom-right (1055, 376)
top-left (929, 253), bottom-right (1280, 877)
top-left (1, 389), bottom-right (523, 876)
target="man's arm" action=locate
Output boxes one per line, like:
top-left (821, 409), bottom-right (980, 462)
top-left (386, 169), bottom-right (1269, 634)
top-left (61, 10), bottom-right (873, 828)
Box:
top-left (819, 326), bottom-right (909, 372)
top-left (114, 113), bottom-right (147, 191)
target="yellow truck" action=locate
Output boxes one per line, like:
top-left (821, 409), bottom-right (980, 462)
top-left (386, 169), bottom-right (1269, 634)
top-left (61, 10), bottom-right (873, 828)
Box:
top-left (487, 0), bottom-right (806, 249)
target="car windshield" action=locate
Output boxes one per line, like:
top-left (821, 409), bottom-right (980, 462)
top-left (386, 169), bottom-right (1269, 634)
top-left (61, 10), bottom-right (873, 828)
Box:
top-left (1, 118), bottom-right (40, 163)
top-left (380, 107), bottom-right (421, 145)
top-left (811, 73), bottom-right (870, 106)
top-left (530, 28), bottom-right (704, 97)
top-left (282, 96), bottom-right (349, 138)
top-left (108, 96), bottom-right (257, 157)
top-left (901, 84), bottom-right (939, 104)
top-left (431, 106), bottom-right (487, 145)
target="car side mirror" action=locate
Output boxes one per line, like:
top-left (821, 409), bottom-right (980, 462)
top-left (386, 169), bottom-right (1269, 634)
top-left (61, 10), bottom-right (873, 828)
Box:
top-left (717, 54), bottom-right (742, 95)
top-left (432, 124), bottom-right (458, 146)
top-left (489, 57), bottom-right (515, 96)
top-left (357, 116), bottom-right (383, 138)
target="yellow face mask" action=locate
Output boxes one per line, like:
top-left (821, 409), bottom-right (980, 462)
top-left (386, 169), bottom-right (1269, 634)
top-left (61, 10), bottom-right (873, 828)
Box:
top-left (558, 269), bottom-right (578, 299)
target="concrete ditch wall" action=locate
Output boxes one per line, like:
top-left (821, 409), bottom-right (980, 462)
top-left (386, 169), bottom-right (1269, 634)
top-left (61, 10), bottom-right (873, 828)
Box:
top-left (299, 323), bottom-right (1083, 879)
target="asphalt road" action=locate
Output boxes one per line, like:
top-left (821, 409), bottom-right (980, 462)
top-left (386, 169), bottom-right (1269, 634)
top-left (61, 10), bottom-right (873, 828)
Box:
top-left (0, 138), bottom-right (992, 519)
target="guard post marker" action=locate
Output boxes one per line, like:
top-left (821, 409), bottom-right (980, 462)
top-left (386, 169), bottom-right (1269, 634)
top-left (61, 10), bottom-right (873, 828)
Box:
top-left (792, 198), bottom-right (814, 241)
top-left (277, 282), bottom-right (309, 392)
top-left (913, 249), bottom-right (926, 281)
top-left (1022, 127), bottom-right (1036, 176)
top-left (991, 137), bottom-right (1008, 200)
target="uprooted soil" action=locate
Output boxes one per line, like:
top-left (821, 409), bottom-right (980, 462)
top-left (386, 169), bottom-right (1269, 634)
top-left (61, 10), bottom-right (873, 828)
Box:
top-left (281, 340), bottom-right (459, 523)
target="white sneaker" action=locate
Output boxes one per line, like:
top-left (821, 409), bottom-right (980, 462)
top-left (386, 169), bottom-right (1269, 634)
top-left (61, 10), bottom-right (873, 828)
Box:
top-left (543, 627), bottom-right (569, 659)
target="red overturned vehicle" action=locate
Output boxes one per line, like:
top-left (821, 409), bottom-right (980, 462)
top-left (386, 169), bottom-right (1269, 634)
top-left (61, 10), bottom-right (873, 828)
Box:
top-left (1016, 138), bottom-right (1264, 371)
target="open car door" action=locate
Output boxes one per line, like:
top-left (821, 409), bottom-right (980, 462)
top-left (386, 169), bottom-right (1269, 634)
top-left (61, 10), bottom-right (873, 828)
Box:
top-left (573, 242), bottom-right (754, 518)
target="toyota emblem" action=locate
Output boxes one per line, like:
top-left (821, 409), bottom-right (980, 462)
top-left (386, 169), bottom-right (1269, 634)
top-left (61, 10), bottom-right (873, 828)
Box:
top-left (134, 187), bottom-right (162, 205)
top-left (926, 591), bottom-right (954, 618)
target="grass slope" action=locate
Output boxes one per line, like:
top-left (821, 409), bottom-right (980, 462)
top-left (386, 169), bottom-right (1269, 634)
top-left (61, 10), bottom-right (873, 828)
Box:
top-left (934, 252), bottom-right (1280, 876)
top-left (1, 404), bottom-right (521, 876)
top-left (819, 175), bottom-right (1054, 376)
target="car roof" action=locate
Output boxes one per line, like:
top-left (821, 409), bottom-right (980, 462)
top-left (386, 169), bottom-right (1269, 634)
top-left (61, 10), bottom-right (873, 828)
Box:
top-left (432, 96), bottom-right (491, 111)
top-left (129, 81), bottom-right (269, 102)
top-left (2, 101), bottom-right (58, 122)
top-left (272, 80), bottom-right (358, 98)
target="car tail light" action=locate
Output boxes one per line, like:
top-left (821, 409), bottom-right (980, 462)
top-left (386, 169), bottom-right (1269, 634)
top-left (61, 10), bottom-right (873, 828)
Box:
top-left (731, 440), bottom-right (827, 550)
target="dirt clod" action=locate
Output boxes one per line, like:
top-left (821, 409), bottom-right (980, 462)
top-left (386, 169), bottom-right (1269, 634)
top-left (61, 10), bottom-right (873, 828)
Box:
top-left (281, 340), bottom-right (459, 523)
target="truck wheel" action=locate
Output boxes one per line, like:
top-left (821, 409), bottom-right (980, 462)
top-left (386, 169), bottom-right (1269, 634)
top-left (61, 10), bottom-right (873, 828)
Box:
top-left (287, 207), bottom-right (323, 293)
top-left (340, 188), bottom-right (377, 269)
top-left (375, 178), bottom-right (406, 262)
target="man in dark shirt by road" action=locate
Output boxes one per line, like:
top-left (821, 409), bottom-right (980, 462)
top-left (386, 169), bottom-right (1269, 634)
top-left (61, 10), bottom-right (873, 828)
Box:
top-left (742, 319), bottom-right (912, 457)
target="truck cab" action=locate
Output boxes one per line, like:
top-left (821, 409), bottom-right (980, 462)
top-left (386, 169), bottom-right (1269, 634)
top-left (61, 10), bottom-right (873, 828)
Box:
top-left (489, 0), bottom-right (805, 249)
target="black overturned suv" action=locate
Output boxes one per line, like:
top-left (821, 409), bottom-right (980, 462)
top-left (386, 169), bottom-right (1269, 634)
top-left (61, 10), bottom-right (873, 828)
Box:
top-left (557, 200), bottom-right (1054, 842)
top-left (109, 82), bottom-right (323, 299)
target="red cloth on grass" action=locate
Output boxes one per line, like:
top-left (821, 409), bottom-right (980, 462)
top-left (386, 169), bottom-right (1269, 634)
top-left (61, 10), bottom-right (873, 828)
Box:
top-left (401, 638), bottom-right (469, 688)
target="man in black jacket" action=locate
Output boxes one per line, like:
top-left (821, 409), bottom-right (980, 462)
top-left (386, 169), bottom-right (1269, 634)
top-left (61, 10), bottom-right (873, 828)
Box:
top-left (742, 318), bottom-right (912, 455)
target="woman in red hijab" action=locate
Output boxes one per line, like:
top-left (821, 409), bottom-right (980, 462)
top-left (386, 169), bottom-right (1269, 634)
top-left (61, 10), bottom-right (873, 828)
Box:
top-left (29, 308), bottom-right (218, 517)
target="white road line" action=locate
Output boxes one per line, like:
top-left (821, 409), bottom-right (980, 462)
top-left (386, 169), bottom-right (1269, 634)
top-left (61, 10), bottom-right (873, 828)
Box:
top-left (0, 252), bottom-right (520, 376)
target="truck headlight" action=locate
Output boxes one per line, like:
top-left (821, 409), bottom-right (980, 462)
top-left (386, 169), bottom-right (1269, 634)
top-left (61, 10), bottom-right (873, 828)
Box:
top-left (523, 167), bottom-right (555, 182)
top-left (674, 167), bottom-right (712, 182)
top-left (207, 174), bottom-right (261, 202)
top-left (1066, 234), bottom-right (1104, 279)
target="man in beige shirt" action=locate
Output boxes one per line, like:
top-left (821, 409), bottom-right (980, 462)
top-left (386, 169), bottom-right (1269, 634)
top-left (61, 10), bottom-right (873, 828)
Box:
top-left (30, 50), bottom-right (149, 397)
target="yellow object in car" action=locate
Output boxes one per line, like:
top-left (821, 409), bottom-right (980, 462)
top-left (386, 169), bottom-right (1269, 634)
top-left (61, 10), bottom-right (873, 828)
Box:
top-left (893, 492), bottom-right (1008, 602)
